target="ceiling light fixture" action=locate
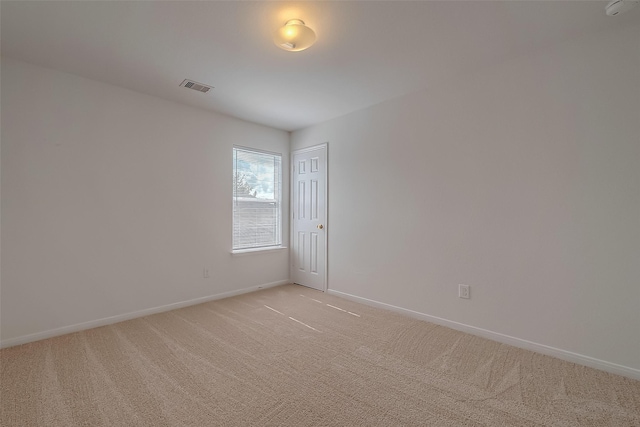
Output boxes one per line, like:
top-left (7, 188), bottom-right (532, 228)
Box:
top-left (274, 19), bottom-right (316, 52)
top-left (605, 0), bottom-right (639, 15)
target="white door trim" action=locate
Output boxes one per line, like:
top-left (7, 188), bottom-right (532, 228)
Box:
top-left (290, 143), bottom-right (328, 292)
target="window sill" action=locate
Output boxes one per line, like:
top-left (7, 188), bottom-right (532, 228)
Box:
top-left (231, 246), bottom-right (288, 256)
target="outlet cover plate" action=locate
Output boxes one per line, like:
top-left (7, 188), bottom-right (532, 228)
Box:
top-left (459, 284), bottom-right (470, 299)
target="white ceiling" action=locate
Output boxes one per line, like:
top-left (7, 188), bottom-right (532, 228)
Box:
top-left (1, 1), bottom-right (638, 131)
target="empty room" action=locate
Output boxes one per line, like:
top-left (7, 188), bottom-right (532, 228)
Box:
top-left (1, 1), bottom-right (639, 425)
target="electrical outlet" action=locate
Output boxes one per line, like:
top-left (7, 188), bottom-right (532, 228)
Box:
top-left (459, 284), bottom-right (470, 299)
top-left (203, 268), bottom-right (210, 278)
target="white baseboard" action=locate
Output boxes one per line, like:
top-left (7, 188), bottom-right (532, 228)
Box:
top-left (0, 280), bottom-right (289, 349)
top-left (328, 289), bottom-right (640, 381)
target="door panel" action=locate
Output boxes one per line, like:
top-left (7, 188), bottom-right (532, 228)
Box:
top-left (297, 232), bottom-right (306, 272)
top-left (292, 145), bottom-right (327, 291)
top-left (298, 181), bottom-right (306, 219)
top-left (310, 179), bottom-right (318, 220)
top-left (310, 232), bottom-right (318, 274)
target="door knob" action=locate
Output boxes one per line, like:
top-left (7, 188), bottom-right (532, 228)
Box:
top-left (317, 224), bottom-right (324, 230)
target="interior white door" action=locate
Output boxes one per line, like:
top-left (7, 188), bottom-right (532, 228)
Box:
top-left (291, 144), bottom-right (327, 291)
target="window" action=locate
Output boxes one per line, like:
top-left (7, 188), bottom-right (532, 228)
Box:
top-left (232, 147), bottom-right (282, 251)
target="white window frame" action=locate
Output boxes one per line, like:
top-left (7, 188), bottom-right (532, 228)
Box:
top-left (232, 146), bottom-right (284, 253)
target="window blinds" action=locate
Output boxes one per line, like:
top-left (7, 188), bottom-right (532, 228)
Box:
top-left (232, 147), bottom-right (282, 250)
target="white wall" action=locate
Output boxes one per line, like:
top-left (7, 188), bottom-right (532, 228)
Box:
top-left (292, 24), bottom-right (640, 375)
top-left (1, 58), bottom-right (290, 344)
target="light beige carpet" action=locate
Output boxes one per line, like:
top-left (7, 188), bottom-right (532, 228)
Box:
top-left (1, 284), bottom-right (639, 426)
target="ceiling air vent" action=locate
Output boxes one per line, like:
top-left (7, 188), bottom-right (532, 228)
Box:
top-left (179, 79), bottom-right (213, 93)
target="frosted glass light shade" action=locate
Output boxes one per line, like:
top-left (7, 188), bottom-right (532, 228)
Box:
top-left (274, 19), bottom-right (316, 52)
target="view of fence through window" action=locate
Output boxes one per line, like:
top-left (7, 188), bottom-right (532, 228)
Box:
top-left (232, 147), bottom-right (282, 250)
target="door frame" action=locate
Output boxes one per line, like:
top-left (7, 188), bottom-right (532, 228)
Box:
top-left (290, 143), bottom-right (328, 292)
